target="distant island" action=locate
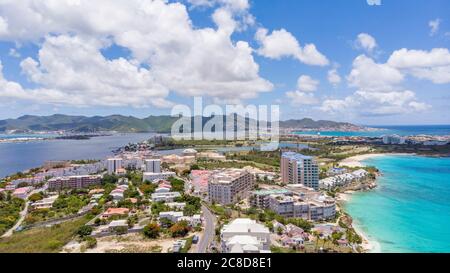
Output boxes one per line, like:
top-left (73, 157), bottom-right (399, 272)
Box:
top-left (0, 114), bottom-right (371, 134)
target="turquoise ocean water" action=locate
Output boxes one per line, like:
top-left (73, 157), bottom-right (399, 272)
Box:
top-left (294, 125), bottom-right (450, 137)
top-left (344, 155), bottom-right (450, 253)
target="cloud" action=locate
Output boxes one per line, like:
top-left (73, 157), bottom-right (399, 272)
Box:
top-left (388, 48), bottom-right (450, 84)
top-left (0, 0), bottom-right (272, 107)
top-left (285, 75), bottom-right (320, 106)
top-left (355, 33), bottom-right (377, 53)
top-left (348, 55), bottom-right (404, 92)
top-left (320, 90), bottom-right (430, 116)
top-left (286, 91), bottom-right (319, 106)
top-left (327, 68), bottom-right (341, 87)
top-left (8, 48), bottom-right (20, 58)
top-left (255, 28), bottom-right (329, 66)
top-left (367, 0), bottom-right (381, 6)
top-left (320, 54), bottom-right (430, 116)
top-left (297, 75), bottom-right (319, 92)
top-left (429, 18), bottom-right (441, 36)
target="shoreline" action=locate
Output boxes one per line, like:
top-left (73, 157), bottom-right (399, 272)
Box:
top-left (337, 192), bottom-right (381, 253)
top-left (339, 153), bottom-right (413, 168)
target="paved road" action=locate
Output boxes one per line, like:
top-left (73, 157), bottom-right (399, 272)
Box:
top-left (1, 200), bottom-right (30, 238)
top-left (197, 204), bottom-right (216, 253)
top-left (1, 187), bottom-right (45, 238)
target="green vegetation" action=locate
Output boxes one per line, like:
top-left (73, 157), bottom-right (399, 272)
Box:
top-left (180, 236), bottom-right (194, 253)
top-left (270, 246), bottom-right (297, 253)
top-left (25, 192), bottom-right (90, 225)
top-left (0, 216), bottom-right (91, 253)
top-left (28, 192), bottom-right (44, 202)
top-left (0, 197), bottom-right (25, 236)
top-left (77, 225), bottom-right (93, 237)
top-left (143, 222), bottom-right (161, 239)
top-left (169, 220), bottom-right (190, 238)
top-left (139, 182), bottom-right (158, 196)
top-left (169, 177), bottom-right (185, 193)
top-left (70, 159), bottom-right (100, 165)
top-left (151, 202), bottom-right (171, 216)
top-left (227, 150), bottom-right (281, 167)
top-left (175, 195), bottom-right (201, 216)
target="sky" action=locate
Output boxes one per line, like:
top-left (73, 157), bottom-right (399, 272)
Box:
top-left (0, 0), bottom-right (449, 125)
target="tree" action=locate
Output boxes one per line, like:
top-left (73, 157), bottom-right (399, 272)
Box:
top-left (77, 225), bottom-right (93, 237)
top-left (169, 220), bottom-right (190, 238)
top-left (28, 192), bottom-right (43, 202)
top-left (143, 222), bottom-right (161, 239)
top-left (85, 236), bottom-right (97, 249)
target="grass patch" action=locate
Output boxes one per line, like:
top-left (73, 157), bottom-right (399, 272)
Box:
top-left (0, 216), bottom-right (90, 253)
top-left (180, 236), bottom-right (194, 253)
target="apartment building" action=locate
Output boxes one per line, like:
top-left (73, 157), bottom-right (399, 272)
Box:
top-left (143, 172), bottom-right (175, 183)
top-left (48, 175), bottom-right (102, 190)
top-left (145, 159), bottom-right (161, 173)
top-left (250, 189), bottom-right (293, 209)
top-left (107, 158), bottom-right (123, 175)
top-left (208, 169), bottom-right (255, 205)
top-left (281, 152), bottom-right (319, 190)
top-left (266, 193), bottom-right (336, 221)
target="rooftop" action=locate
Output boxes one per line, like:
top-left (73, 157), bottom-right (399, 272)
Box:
top-left (282, 152), bottom-right (313, 161)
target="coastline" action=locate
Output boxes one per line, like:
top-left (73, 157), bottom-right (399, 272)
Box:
top-left (336, 153), bottom-right (395, 253)
top-left (339, 153), bottom-right (413, 168)
top-left (337, 192), bottom-right (381, 253)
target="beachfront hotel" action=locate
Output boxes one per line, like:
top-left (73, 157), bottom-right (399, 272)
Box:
top-left (48, 175), bottom-right (102, 191)
top-left (208, 169), bottom-right (255, 205)
top-left (281, 152), bottom-right (319, 190)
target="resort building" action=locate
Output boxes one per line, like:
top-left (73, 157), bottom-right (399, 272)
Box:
top-left (143, 172), bottom-right (175, 183)
top-left (31, 195), bottom-right (59, 209)
top-left (12, 186), bottom-right (33, 199)
top-left (151, 191), bottom-right (181, 202)
top-left (250, 189), bottom-right (293, 209)
top-left (48, 175), bottom-right (102, 190)
top-left (251, 185), bottom-right (336, 221)
top-left (382, 134), bottom-right (406, 145)
top-left (190, 170), bottom-right (212, 195)
top-left (220, 218), bottom-right (271, 253)
top-left (319, 169), bottom-right (369, 190)
top-left (281, 152), bottom-right (319, 190)
top-left (107, 158), bottom-right (123, 175)
top-left (208, 169), bottom-right (255, 205)
top-left (145, 159), bottom-right (161, 173)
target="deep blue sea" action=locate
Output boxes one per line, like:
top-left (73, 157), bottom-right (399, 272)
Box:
top-left (345, 155), bottom-right (450, 253)
top-left (295, 125), bottom-right (450, 137)
top-left (0, 133), bottom-right (155, 178)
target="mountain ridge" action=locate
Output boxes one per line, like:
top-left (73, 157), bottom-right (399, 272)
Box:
top-left (0, 114), bottom-right (364, 133)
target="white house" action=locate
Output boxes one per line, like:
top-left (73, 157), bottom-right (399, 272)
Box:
top-left (220, 218), bottom-right (271, 253)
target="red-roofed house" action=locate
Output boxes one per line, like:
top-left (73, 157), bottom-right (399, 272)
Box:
top-left (12, 186), bottom-right (33, 199)
top-left (101, 208), bottom-right (130, 219)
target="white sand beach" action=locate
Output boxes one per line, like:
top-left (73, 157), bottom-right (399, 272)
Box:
top-left (353, 224), bottom-right (382, 253)
top-left (339, 154), bottom-right (387, 168)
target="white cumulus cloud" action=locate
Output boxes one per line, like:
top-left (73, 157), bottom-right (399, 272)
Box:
top-left (255, 28), bottom-right (329, 66)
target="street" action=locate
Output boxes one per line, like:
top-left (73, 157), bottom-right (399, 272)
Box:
top-left (196, 204), bottom-right (216, 253)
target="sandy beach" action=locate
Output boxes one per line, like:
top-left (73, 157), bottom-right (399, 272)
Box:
top-left (339, 153), bottom-right (387, 168)
top-left (337, 192), bottom-right (382, 253)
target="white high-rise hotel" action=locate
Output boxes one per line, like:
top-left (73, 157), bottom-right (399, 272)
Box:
top-left (107, 158), bottom-right (123, 175)
top-left (281, 152), bottom-right (319, 190)
top-left (145, 159), bottom-right (161, 173)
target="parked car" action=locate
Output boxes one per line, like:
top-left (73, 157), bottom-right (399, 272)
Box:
top-left (192, 235), bottom-right (199, 244)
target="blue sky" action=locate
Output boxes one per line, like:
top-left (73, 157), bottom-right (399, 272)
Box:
top-left (0, 0), bottom-right (449, 125)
